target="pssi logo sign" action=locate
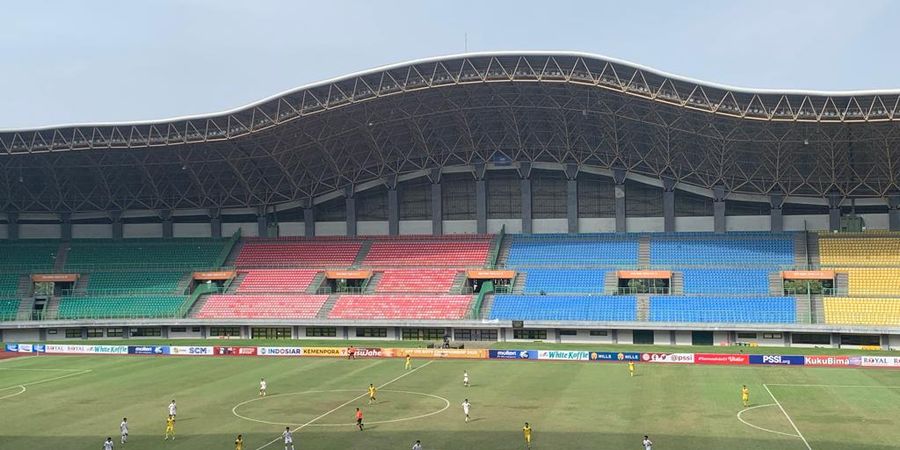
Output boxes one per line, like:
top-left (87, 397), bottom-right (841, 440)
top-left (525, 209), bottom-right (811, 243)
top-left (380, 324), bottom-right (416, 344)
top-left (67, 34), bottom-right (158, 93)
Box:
top-left (748, 354), bottom-right (804, 365)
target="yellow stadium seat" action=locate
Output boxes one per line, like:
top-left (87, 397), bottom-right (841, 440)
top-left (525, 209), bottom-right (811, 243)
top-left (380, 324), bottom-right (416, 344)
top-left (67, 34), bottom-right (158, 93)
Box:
top-left (835, 268), bottom-right (900, 296)
top-left (819, 237), bottom-right (900, 266)
top-left (824, 297), bottom-right (900, 326)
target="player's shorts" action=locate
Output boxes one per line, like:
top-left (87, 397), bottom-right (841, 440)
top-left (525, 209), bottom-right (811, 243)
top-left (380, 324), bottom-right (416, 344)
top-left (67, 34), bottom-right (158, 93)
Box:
top-left (742, 395), bottom-right (749, 400)
top-left (284, 439), bottom-right (292, 444)
top-left (166, 427), bottom-right (174, 432)
top-left (525, 435), bottom-right (532, 443)
top-left (357, 418), bottom-right (363, 424)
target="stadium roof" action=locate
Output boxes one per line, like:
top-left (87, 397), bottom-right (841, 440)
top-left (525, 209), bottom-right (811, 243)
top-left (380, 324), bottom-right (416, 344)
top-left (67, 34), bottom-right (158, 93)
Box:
top-left (2, 52), bottom-right (900, 213)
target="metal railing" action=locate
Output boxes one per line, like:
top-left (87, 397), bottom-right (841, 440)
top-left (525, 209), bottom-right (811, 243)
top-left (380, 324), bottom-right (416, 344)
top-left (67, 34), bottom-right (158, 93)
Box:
top-left (616, 287), bottom-right (670, 295)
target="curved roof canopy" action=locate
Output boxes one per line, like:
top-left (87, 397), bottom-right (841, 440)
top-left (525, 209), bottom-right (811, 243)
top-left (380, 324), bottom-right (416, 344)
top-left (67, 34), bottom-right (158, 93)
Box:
top-left (1, 52), bottom-right (899, 213)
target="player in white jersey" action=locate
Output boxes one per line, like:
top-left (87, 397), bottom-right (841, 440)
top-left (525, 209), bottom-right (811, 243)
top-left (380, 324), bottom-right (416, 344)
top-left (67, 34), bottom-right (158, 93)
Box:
top-left (119, 418), bottom-right (128, 444)
top-left (642, 435), bottom-right (653, 450)
top-left (259, 378), bottom-right (267, 397)
top-left (168, 400), bottom-right (177, 417)
top-left (463, 371), bottom-right (469, 387)
top-left (461, 399), bottom-right (471, 423)
top-left (412, 440), bottom-right (423, 450)
top-left (283, 426), bottom-right (295, 450)
top-left (104, 437), bottom-right (114, 450)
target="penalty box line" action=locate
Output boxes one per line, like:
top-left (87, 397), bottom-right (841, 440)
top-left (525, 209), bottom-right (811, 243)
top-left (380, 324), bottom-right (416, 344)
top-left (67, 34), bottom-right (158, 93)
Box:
top-left (763, 383), bottom-right (812, 450)
top-left (254, 360), bottom-right (436, 450)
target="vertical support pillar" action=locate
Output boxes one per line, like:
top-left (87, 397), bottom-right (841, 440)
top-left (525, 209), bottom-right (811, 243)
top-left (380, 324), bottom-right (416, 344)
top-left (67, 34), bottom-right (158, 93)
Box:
top-left (430, 168), bottom-right (443, 236)
top-left (387, 176), bottom-right (399, 236)
top-left (209, 208), bottom-right (222, 238)
top-left (303, 200), bottom-right (315, 237)
top-left (474, 164), bottom-right (487, 234)
top-left (565, 163), bottom-right (579, 234)
top-left (7, 212), bottom-right (19, 240)
top-left (161, 210), bottom-right (173, 239)
top-left (519, 162), bottom-right (532, 235)
top-left (713, 185), bottom-right (726, 234)
top-left (887, 194), bottom-right (900, 232)
top-left (256, 207), bottom-right (268, 238)
top-left (828, 191), bottom-right (842, 231)
top-left (613, 168), bottom-right (627, 232)
top-left (770, 192), bottom-right (785, 232)
top-left (345, 185), bottom-right (357, 237)
top-left (662, 177), bottom-right (676, 232)
top-left (110, 211), bottom-right (123, 240)
top-left (60, 212), bottom-right (72, 241)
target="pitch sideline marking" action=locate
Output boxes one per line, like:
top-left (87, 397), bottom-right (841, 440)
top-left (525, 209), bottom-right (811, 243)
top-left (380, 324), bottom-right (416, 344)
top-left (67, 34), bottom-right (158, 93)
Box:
top-left (766, 384), bottom-right (900, 389)
top-left (0, 385), bottom-right (26, 400)
top-left (736, 403), bottom-right (800, 438)
top-left (764, 383), bottom-right (813, 450)
top-left (0, 369), bottom-right (92, 401)
top-left (253, 360), bottom-right (435, 450)
top-left (232, 388), bottom-right (450, 427)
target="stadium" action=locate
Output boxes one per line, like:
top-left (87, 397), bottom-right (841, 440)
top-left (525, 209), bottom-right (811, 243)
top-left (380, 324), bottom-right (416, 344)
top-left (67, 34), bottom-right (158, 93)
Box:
top-left (2, 52), bottom-right (900, 449)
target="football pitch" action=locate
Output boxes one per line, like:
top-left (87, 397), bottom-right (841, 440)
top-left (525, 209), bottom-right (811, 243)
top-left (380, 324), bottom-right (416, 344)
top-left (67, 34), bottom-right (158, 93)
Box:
top-left (1, 348), bottom-right (900, 450)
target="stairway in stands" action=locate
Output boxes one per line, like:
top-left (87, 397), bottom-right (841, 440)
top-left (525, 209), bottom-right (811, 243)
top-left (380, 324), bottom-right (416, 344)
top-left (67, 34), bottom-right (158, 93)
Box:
top-left (73, 274), bottom-right (90, 295)
top-left (768, 272), bottom-right (784, 296)
top-left (316, 294), bottom-right (341, 318)
top-left (496, 235), bottom-right (513, 267)
top-left (15, 298), bottom-right (34, 321)
top-left (223, 239), bottom-right (245, 267)
top-left (834, 273), bottom-right (849, 296)
top-left (364, 272), bottom-right (382, 293)
top-left (670, 272), bottom-right (683, 295)
top-left (305, 272), bottom-right (327, 294)
top-left (187, 294), bottom-right (212, 317)
top-left (793, 233), bottom-right (809, 269)
top-left (351, 240), bottom-right (374, 268)
top-left (794, 295), bottom-right (813, 324)
top-left (176, 273), bottom-right (194, 295)
top-left (226, 272), bottom-right (247, 293)
top-left (804, 232), bottom-right (820, 269)
top-left (479, 293), bottom-right (495, 319)
top-left (603, 272), bottom-right (618, 295)
top-left (53, 242), bottom-right (69, 271)
top-left (510, 273), bottom-right (527, 294)
top-left (638, 235), bottom-right (651, 268)
top-left (636, 295), bottom-right (650, 321)
top-left (808, 295), bottom-right (825, 324)
top-left (44, 297), bottom-right (60, 320)
top-left (16, 275), bottom-right (33, 298)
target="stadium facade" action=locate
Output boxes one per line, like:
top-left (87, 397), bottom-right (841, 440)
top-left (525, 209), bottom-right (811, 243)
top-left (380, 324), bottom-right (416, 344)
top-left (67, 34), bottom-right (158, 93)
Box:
top-left (2, 53), bottom-right (900, 350)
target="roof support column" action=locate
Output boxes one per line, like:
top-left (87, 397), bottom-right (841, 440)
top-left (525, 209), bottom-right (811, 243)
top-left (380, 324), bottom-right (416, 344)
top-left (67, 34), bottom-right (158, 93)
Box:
top-left (613, 168), bottom-right (627, 233)
top-left (828, 191), bottom-right (842, 232)
top-left (60, 212), bottom-right (72, 241)
top-left (345, 186), bottom-right (357, 237)
top-left (110, 211), bottom-right (123, 240)
top-left (209, 208), bottom-right (222, 238)
top-left (387, 176), bottom-right (399, 236)
top-left (256, 207), bottom-right (269, 238)
top-left (565, 164), bottom-right (579, 234)
top-left (161, 210), bottom-right (173, 239)
top-left (888, 194), bottom-right (900, 232)
top-left (713, 185), bottom-right (726, 234)
top-left (474, 164), bottom-right (487, 234)
top-left (519, 162), bottom-right (532, 235)
top-left (662, 177), bottom-right (676, 233)
top-left (6, 212), bottom-right (18, 240)
top-left (430, 169), bottom-right (443, 236)
top-left (770, 192), bottom-right (784, 233)
top-left (303, 200), bottom-right (315, 237)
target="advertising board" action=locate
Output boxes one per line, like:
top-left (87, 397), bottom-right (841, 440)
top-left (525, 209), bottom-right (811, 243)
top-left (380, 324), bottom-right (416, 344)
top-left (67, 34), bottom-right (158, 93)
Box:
top-left (128, 346), bottom-right (169, 355)
top-left (45, 345), bottom-right (128, 355)
top-left (860, 356), bottom-right (900, 368)
top-left (301, 347), bottom-right (347, 357)
top-left (589, 351), bottom-right (641, 362)
top-left (489, 350), bottom-right (537, 360)
top-left (803, 355), bottom-right (861, 367)
top-left (214, 346), bottom-right (258, 356)
top-left (257, 347), bottom-right (303, 356)
top-left (169, 346), bottom-right (214, 356)
top-left (537, 350), bottom-right (590, 361)
top-left (748, 354), bottom-right (804, 365)
top-left (640, 353), bottom-right (695, 363)
top-left (392, 348), bottom-right (488, 359)
top-left (694, 353), bottom-right (749, 365)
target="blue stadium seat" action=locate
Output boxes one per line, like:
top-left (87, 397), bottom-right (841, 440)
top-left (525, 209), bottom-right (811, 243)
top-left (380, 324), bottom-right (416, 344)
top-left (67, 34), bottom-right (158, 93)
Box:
top-left (522, 269), bottom-right (606, 294)
top-left (489, 295), bottom-right (636, 321)
top-left (506, 234), bottom-right (638, 267)
top-left (651, 234), bottom-right (794, 267)
top-left (649, 296), bottom-right (795, 323)
top-left (680, 269), bottom-right (770, 295)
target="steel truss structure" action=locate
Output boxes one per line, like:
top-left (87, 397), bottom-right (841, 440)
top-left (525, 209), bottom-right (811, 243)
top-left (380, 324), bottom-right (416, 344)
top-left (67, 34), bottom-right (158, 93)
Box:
top-left (2, 52), bottom-right (900, 213)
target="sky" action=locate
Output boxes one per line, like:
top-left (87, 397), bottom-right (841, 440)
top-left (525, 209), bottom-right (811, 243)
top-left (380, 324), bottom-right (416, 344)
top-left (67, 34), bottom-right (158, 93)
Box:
top-left (1, 0), bottom-right (898, 129)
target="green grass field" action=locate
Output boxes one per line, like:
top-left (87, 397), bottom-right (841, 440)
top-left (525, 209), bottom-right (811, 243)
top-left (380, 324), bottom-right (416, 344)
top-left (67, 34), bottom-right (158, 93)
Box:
top-left (2, 349), bottom-right (900, 450)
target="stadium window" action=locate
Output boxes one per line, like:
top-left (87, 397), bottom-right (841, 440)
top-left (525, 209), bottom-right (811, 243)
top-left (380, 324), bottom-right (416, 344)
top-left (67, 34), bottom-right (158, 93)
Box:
top-left (442, 174), bottom-right (476, 220)
top-left (532, 171), bottom-right (567, 219)
top-left (402, 328), bottom-right (444, 340)
top-left (356, 186), bottom-right (388, 221)
top-left (840, 334), bottom-right (880, 346)
top-left (399, 178), bottom-right (431, 220)
top-left (355, 328), bottom-right (387, 338)
top-left (453, 329), bottom-right (497, 341)
top-left (577, 175), bottom-right (615, 218)
top-left (513, 329), bottom-right (547, 340)
top-left (107, 328), bottom-right (123, 337)
top-left (86, 328), bottom-right (104, 338)
top-left (558, 329), bottom-right (578, 336)
top-left (487, 171), bottom-right (522, 218)
top-left (132, 328), bottom-right (162, 337)
top-left (791, 333), bottom-right (829, 345)
top-left (210, 326), bottom-right (240, 337)
top-left (47, 329), bottom-right (57, 335)
top-left (737, 332), bottom-right (758, 339)
top-left (252, 328), bottom-right (291, 339)
top-left (170, 327), bottom-right (187, 333)
top-left (305, 327), bottom-right (337, 337)
top-left (762, 333), bottom-right (783, 340)
top-left (65, 329), bottom-right (82, 338)
top-left (625, 181), bottom-right (663, 217)
top-left (191, 327), bottom-right (201, 333)
top-left (589, 330), bottom-right (608, 336)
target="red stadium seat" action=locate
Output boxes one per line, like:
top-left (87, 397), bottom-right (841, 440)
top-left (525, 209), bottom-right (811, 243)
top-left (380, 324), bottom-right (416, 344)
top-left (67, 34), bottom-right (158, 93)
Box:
top-left (375, 270), bottom-right (459, 293)
top-left (328, 295), bottom-right (472, 320)
top-left (236, 269), bottom-right (319, 293)
top-left (362, 237), bottom-right (491, 267)
top-left (235, 238), bottom-right (362, 268)
top-left (196, 294), bottom-right (328, 319)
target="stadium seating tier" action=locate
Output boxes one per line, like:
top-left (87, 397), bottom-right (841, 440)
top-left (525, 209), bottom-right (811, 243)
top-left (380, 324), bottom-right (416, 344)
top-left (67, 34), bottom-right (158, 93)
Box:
top-left (489, 295), bottom-right (636, 321)
top-left (328, 295), bottom-right (473, 320)
top-left (375, 270), bottom-right (459, 293)
top-left (236, 270), bottom-right (320, 293)
top-left (521, 269), bottom-right (606, 294)
top-left (197, 294), bottom-right (328, 319)
top-left (680, 269), bottom-right (770, 295)
top-left (649, 296), bottom-right (795, 323)
top-left (505, 234), bottom-right (638, 267)
top-left (57, 295), bottom-right (186, 319)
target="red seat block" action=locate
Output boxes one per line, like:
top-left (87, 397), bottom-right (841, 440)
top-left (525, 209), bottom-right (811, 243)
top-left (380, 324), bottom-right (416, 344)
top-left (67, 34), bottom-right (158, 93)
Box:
top-left (328, 295), bottom-right (473, 320)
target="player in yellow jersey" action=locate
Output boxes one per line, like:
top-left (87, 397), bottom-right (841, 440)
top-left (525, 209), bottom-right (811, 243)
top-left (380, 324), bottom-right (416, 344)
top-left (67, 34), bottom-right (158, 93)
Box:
top-left (164, 414), bottom-right (175, 440)
top-left (368, 383), bottom-right (377, 404)
top-left (405, 354), bottom-right (412, 370)
top-left (741, 385), bottom-right (750, 407)
top-left (235, 434), bottom-right (243, 450)
top-left (628, 361), bottom-right (635, 377)
top-left (523, 422), bottom-right (533, 449)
